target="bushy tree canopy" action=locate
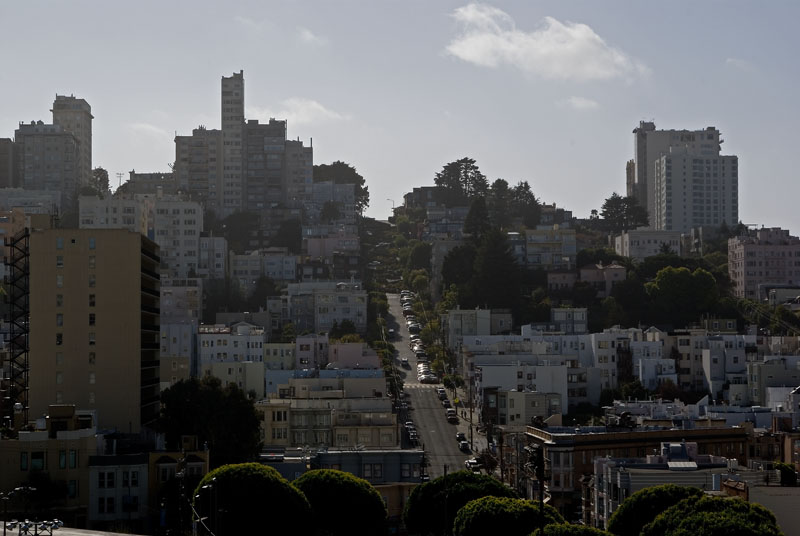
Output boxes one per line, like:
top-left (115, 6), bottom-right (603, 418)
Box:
top-left (157, 377), bottom-right (261, 467)
top-left (641, 495), bottom-right (783, 536)
top-left (434, 158), bottom-right (488, 205)
top-left (193, 463), bottom-right (311, 536)
top-left (607, 484), bottom-right (703, 536)
top-left (453, 496), bottom-right (563, 536)
top-left (293, 469), bottom-right (387, 536)
top-left (314, 160), bottom-right (369, 213)
top-left (403, 471), bottom-right (518, 535)
top-left (599, 193), bottom-right (648, 233)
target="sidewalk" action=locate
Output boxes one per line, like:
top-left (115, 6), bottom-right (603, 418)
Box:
top-left (452, 385), bottom-right (486, 455)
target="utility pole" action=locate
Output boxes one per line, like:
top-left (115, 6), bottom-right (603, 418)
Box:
top-left (536, 445), bottom-right (546, 534)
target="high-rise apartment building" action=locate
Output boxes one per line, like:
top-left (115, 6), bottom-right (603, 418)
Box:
top-left (728, 227), bottom-right (800, 300)
top-left (51, 95), bottom-right (93, 187)
top-left (0, 138), bottom-right (14, 188)
top-left (631, 121), bottom-right (736, 231)
top-left (653, 148), bottom-right (738, 232)
top-left (28, 229), bottom-right (160, 433)
top-left (221, 71), bottom-right (245, 216)
top-left (78, 195), bottom-right (148, 235)
top-left (14, 121), bottom-right (80, 208)
top-left (152, 198), bottom-right (203, 278)
top-left (174, 127), bottom-right (224, 211)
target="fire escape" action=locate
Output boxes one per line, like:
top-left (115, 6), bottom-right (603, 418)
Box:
top-left (3, 229), bottom-right (30, 428)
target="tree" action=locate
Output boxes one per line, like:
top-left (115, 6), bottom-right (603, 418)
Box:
top-left (453, 496), bottom-right (564, 536)
top-left (314, 161), bottom-right (370, 214)
top-left (442, 245), bottom-right (477, 300)
top-left (511, 180), bottom-right (541, 228)
top-left (320, 200), bottom-right (342, 223)
top-left (471, 228), bottom-right (522, 311)
top-left (194, 463), bottom-right (311, 536)
top-left (645, 266), bottom-right (719, 328)
top-left (532, 525), bottom-right (613, 536)
top-left (600, 193), bottom-right (649, 234)
top-left (408, 242), bottom-right (433, 272)
top-left (217, 211), bottom-right (261, 255)
top-left (157, 377), bottom-right (261, 467)
top-left (640, 495), bottom-right (783, 536)
top-left (463, 197), bottom-right (491, 243)
top-left (293, 469), bottom-right (388, 536)
top-left (488, 178), bottom-right (512, 229)
top-left (434, 158), bottom-right (488, 204)
top-left (403, 471), bottom-right (518, 535)
top-left (271, 218), bottom-right (302, 254)
top-left (607, 484), bottom-right (703, 536)
top-left (90, 167), bottom-right (110, 195)
top-left (246, 275), bottom-right (279, 311)
top-left (202, 277), bottom-right (246, 323)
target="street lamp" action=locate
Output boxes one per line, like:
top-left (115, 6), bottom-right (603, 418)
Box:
top-left (386, 198), bottom-right (395, 210)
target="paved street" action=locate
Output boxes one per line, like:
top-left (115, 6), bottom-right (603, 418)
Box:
top-left (387, 293), bottom-right (487, 479)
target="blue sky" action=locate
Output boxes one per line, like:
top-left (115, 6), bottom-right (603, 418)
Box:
top-left (1, 1), bottom-right (798, 230)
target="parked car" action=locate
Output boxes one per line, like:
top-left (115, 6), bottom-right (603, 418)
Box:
top-left (442, 399), bottom-right (451, 408)
top-left (400, 357), bottom-right (409, 367)
top-left (387, 328), bottom-right (395, 339)
top-left (456, 432), bottom-right (466, 442)
top-left (459, 441), bottom-right (470, 452)
top-left (465, 458), bottom-right (482, 472)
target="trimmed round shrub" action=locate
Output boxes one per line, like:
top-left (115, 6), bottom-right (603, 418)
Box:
top-left (403, 470), bottom-right (518, 535)
top-left (607, 484), bottom-right (703, 536)
top-left (453, 496), bottom-right (564, 536)
top-left (293, 469), bottom-right (388, 536)
top-left (193, 463), bottom-right (311, 536)
top-left (531, 525), bottom-right (614, 536)
top-left (641, 495), bottom-right (783, 536)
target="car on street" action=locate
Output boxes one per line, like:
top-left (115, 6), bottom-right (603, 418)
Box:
top-left (442, 399), bottom-right (451, 408)
top-left (456, 432), bottom-right (466, 442)
top-left (387, 328), bottom-right (395, 339)
top-left (459, 441), bottom-right (470, 452)
top-left (465, 458), bottom-right (482, 472)
top-left (400, 357), bottom-right (409, 367)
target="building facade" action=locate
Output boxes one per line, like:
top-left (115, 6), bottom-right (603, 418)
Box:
top-left (728, 227), bottom-right (800, 300)
top-left (51, 95), bottom-right (93, 187)
top-left (28, 229), bottom-right (160, 433)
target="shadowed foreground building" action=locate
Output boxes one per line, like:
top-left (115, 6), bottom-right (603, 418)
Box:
top-left (28, 228), bottom-right (161, 433)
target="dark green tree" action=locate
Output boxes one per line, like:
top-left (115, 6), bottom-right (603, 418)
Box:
top-left (314, 161), bottom-right (369, 213)
top-left (271, 218), bottom-right (302, 254)
top-left (202, 277), bottom-right (246, 323)
top-left (194, 463), bottom-right (311, 536)
top-left (320, 200), bottom-right (342, 223)
top-left (434, 158), bottom-right (489, 204)
top-left (408, 242), bottom-right (433, 272)
top-left (453, 496), bottom-right (563, 536)
top-left (246, 275), bottom-right (279, 311)
top-left (472, 228), bottom-right (522, 311)
top-left (90, 167), bottom-right (110, 195)
top-left (157, 377), bottom-right (261, 467)
top-left (216, 211), bottom-right (260, 254)
top-left (607, 484), bottom-right (703, 536)
top-left (403, 471), bottom-right (518, 535)
top-left (463, 196), bottom-right (491, 243)
top-left (641, 495), bottom-right (783, 536)
top-left (645, 267), bottom-right (719, 328)
top-left (293, 469), bottom-right (388, 536)
top-left (442, 245), bottom-right (478, 300)
top-left (600, 193), bottom-right (649, 234)
top-left (488, 178), bottom-right (512, 229)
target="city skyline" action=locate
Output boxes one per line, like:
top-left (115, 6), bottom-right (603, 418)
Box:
top-left (2, 1), bottom-right (798, 230)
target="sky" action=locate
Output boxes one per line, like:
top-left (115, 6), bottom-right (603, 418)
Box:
top-left (1, 1), bottom-right (799, 229)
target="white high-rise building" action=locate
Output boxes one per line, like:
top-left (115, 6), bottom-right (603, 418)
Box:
top-left (631, 122), bottom-right (737, 231)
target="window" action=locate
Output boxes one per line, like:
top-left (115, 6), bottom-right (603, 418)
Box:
top-left (89, 333), bottom-right (96, 346)
top-left (56, 333), bottom-right (63, 346)
top-left (59, 450), bottom-right (67, 469)
top-left (31, 451), bottom-right (45, 471)
top-left (56, 352), bottom-right (63, 364)
top-left (69, 450), bottom-right (77, 468)
top-left (89, 352), bottom-right (96, 365)
top-left (122, 471), bottom-right (129, 488)
top-left (88, 392), bottom-right (95, 404)
top-left (89, 313), bottom-right (95, 326)
top-left (89, 238), bottom-right (96, 250)
top-left (88, 256), bottom-right (96, 269)
top-left (56, 294), bottom-right (63, 307)
top-left (106, 471), bottom-right (115, 488)
top-left (56, 372), bottom-right (63, 385)
top-left (131, 470), bottom-right (139, 487)
top-left (89, 372), bottom-right (96, 384)
top-left (106, 497), bottom-right (115, 513)
top-left (56, 313), bottom-right (63, 327)
top-left (89, 274), bottom-right (96, 288)
top-left (56, 274), bottom-right (63, 288)
top-left (20, 452), bottom-right (28, 470)
top-left (89, 294), bottom-right (95, 307)
top-left (56, 237), bottom-right (64, 249)
top-left (56, 255), bottom-right (64, 268)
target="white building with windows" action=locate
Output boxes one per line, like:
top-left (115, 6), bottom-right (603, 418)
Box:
top-left (198, 322), bottom-right (266, 365)
top-left (88, 454), bottom-right (149, 528)
top-left (79, 195), bottom-right (148, 235)
top-left (198, 235), bottom-right (228, 279)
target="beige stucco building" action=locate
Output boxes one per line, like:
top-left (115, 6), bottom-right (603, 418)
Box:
top-left (28, 228), bottom-right (161, 433)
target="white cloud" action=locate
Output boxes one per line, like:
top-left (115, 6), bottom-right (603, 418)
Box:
top-left (297, 26), bottom-right (328, 46)
top-left (446, 3), bottom-right (648, 82)
top-left (725, 57), bottom-right (755, 73)
top-left (247, 98), bottom-right (349, 127)
top-left (559, 96), bottom-right (600, 110)
top-left (128, 122), bottom-right (172, 142)
top-left (234, 15), bottom-right (272, 33)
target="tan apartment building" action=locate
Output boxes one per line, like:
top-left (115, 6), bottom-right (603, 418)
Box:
top-left (728, 227), bottom-right (800, 300)
top-left (28, 228), bottom-right (160, 433)
top-left (52, 95), bottom-right (93, 188)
